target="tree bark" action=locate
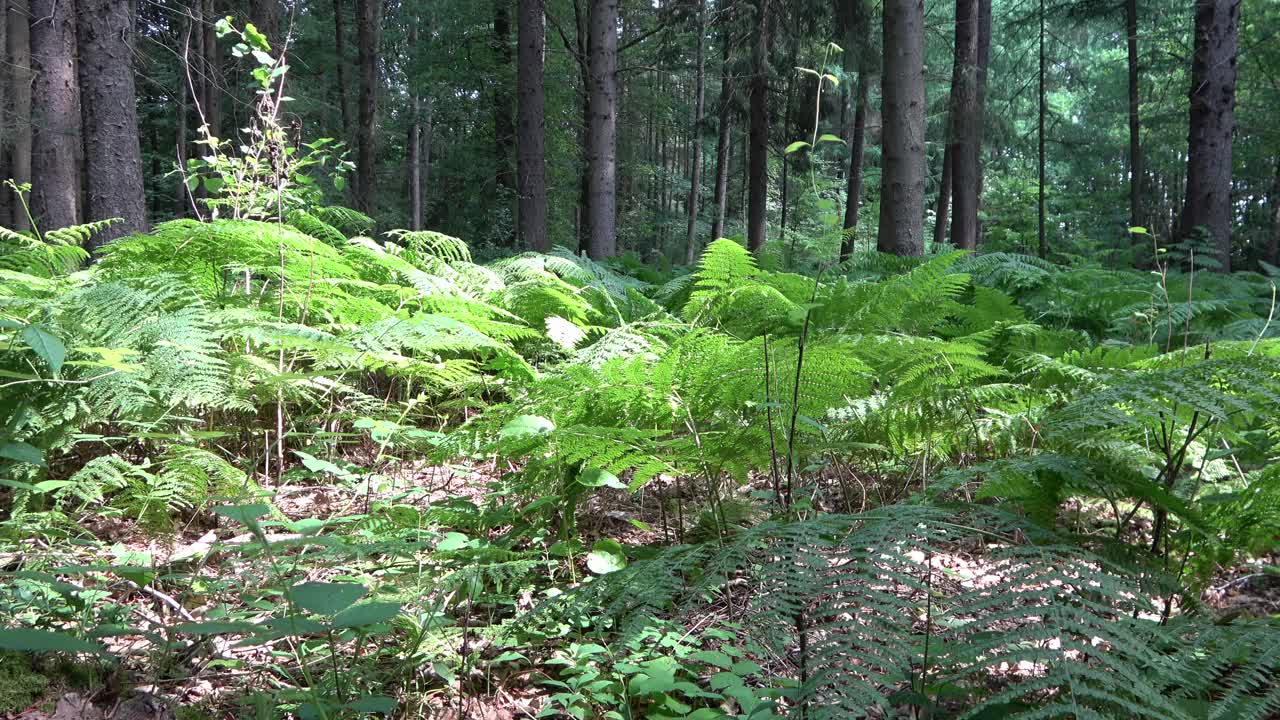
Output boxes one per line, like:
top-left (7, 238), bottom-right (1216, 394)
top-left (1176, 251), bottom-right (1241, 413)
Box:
top-left (78, 0), bottom-right (147, 247)
top-left (201, 0), bottom-right (220, 142)
top-left (7, 0), bottom-right (31, 230)
top-left (840, 72), bottom-right (867, 260)
top-left (249, 0), bottom-right (279, 43)
top-left (585, 0), bottom-right (617, 259)
top-left (29, 0), bottom-right (78, 231)
top-left (683, 0), bottom-right (707, 264)
top-left (1269, 160), bottom-right (1280, 267)
top-left (333, 0), bottom-right (351, 140)
top-left (746, 0), bottom-right (770, 253)
top-left (973, 0), bottom-right (990, 244)
top-left (948, 0), bottom-right (979, 250)
top-left (1125, 0), bottom-right (1142, 231)
top-left (175, 9), bottom-right (190, 217)
top-left (407, 21), bottom-right (422, 231)
top-left (876, 0), bottom-right (925, 256)
top-left (355, 0), bottom-right (380, 217)
top-left (1180, 0), bottom-right (1239, 272)
top-left (517, 0), bottom-right (549, 250)
top-left (493, 0), bottom-right (515, 194)
top-left (1037, 0), bottom-right (1046, 259)
top-left (933, 144), bottom-right (952, 247)
top-left (710, 4), bottom-right (734, 243)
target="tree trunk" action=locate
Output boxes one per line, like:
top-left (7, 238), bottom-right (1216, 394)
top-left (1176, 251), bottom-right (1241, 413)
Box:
top-left (249, 0), bottom-right (279, 43)
top-left (948, 0), bottom-right (980, 250)
top-left (0, 5), bottom-right (8, 226)
top-left (1268, 161), bottom-right (1280, 267)
top-left (407, 21), bottom-right (422, 231)
top-left (333, 0), bottom-right (351, 140)
top-left (175, 9), bottom-right (190, 217)
top-left (1125, 0), bottom-right (1142, 231)
top-left (7, 0), bottom-right (31, 230)
top-left (517, 0), bottom-right (549, 251)
top-left (876, 0), bottom-right (925, 256)
top-left (585, 0), bottom-right (617, 259)
top-left (933, 145), bottom-right (952, 247)
top-left (355, 0), bottom-right (380, 217)
top-left (840, 72), bottom-right (867, 260)
top-left (493, 0), bottom-right (515, 194)
top-left (746, 0), bottom-right (770, 252)
top-left (779, 40), bottom-right (795, 255)
top-left (711, 5), bottom-right (734, 244)
top-left (29, 0), bottom-right (78, 231)
top-left (973, 0), bottom-right (991, 244)
top-left (201, 0), bottom-right (220, 142)
top-left (683, 0), bottom-right (707, 264)
top-left (1037, 0), bottom-right (1046, 259)
top-left (78, 0), bottom-right (147, 248)
top-left (1180, 0), bottom-right (1239, 272)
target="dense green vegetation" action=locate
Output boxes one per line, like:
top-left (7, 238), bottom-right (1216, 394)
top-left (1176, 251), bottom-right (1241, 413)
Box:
top-left (1, 0), bottom-right (1279, 718)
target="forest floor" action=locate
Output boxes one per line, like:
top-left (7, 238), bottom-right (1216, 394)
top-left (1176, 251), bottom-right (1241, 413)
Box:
top-left (4, 461), bottom-right (1275, 720)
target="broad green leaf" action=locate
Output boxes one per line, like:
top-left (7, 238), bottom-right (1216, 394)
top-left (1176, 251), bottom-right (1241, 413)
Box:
top-left (501, 414), bottom-right (555, 440)
top-left (212, 503), bottom-right (271, 525)
top-left (784, 141), bottom-right (811, 154)
top-left (172, 621), bottom-right (258, 635)
top-left (0, 441), bottom-right (44, 467)
top-left (436, 532), bottom-right (470, 551)
top-left (816, 133), bottom-right (846, 145)
top-left (332, 601), bottom-right (402, 629)
top-left (586, 539), bottom-right (627, 575)
top-left (0, 629), bottom-right (101, 654)
top-left (578, 467), bottom-right (626, 489)
top-left (21, 325), bottom-right (65, 376)
top-left (344, 696), bottom-right (396, 714)
top-left (289, 581), bottom-right (366, 615)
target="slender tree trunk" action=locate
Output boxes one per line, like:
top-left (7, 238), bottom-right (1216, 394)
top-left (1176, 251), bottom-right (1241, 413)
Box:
top-left (973, 0), bottom-right (991, 243)
top-left (779, 40), bottom-right (795, 255)
top-left (949, 0), bottom-right (980, 250)
top-left (585, 0), bottom-right (618, 259)
top-left (1037, 0), bottom-right (1046, 259)
top-left (517, 0), bottom-right (549, 250)
top-left (1268, 161), bottom-right (1280, 267)
top-left (355, 0), bottom-right (380, 217)
top-left (711, 5), bottom-right (734, 243)
top-left (574, 0), bottom-right (590, 254)
top-left (683, 0), bottom-right (707, 264)
top-left (78, 0), bottom-right (147, 247)
top-left (494, 0), bottom-right (515, 194)
top-left (407, 21), bottom-right (422, 230)
top-left (201, 0), bottom-right (220, 142)
top-left (840, 72), bottom-right (867, 260)
top-left (933, 145), bottom-right (952, 247)
top-left (334, 0), bottom-right (352, 141)
top-left (249, 0), bottom-right (279, 42)
top-left (1180, 0), bottom-right (1239, 272)
top-left (175, 10), bottom-right (190, 218)
top-left (1125, 0), bottom-right (1142, 231)
top-left (29, 0), bottom-right (78, 231)
top-left (7, 0), bottom-right (31, 230)
top-left (877, 0), bottom-right (925, 256)
top-left (0, 6), bottom-right (8, 226)
top-left (746, 0), bottom-right (770, 252)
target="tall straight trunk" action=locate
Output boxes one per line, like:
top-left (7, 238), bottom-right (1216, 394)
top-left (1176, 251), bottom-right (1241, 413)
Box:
top-left (29, 0), bottom-right (78, 231)
top-left (573, 0), bottom-right (590, 254)
top-left (334, 0), bottom-right (351, 141)
top-left (1268, 161), bottom-right (1280, 267)
top-left (1125, 0), bottom-right (1142, 231)
top-left (7, 0), bottom-right (31, 230)
top-left (840, 72), bottom-right (867, 260)
top-left (517, 0), bottom-right (549, 250)
top-left (1037, 0), bottom-right (1046, 259)
top-left (249, 0), bottom-right (279, 42)
top-left (933, 146), bottom-right (952, 246)
top-left (0, 6), bottom-right (7, 227)
top-left (78, 0), bottom-right (147, 247)
top-left (779, 40), bottom-right (795, 253)
top-left (1180, 0), bottom-right (1239, 272)
top-left (201, 0), bottom-right (220, 141)
top-left (746, 0), bottom-right (770, 252)
top-left (711, 5), bottom-right (734, 243)
top-left (175, 10), bottom-right (190, 217)
top-left (585, 0), bottom-right (618, 259)
top-left (948, 0), bottom-right (980, 250)
top-left (973, 0), bottom-right (991, 243)
top-left (407, 21), bottom-right (422, 230)
top-left (684, 0), bottom-right (705, 266)
top-left (493, 0), bottom-right (515, 194)
top-left (876, 0), bottom-right (925, 256)
top-left (355, 0), bottom-right (380, 216)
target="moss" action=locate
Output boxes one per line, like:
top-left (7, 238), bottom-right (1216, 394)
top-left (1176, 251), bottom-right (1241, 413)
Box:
top-left (0, 652), bottom-right (49, 714)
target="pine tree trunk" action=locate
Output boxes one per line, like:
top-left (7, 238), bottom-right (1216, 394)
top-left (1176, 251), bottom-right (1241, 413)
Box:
top-left (333, 0), bottom-right (351, 140)
top-left (683, 0), bottom-right (705, 265)
top-left (1037, 0), bottom-right (1046, 259)
top-left (0, 5), bottom-right (8, 227)
top-left (876, 0), bottom-right (925, 256)
top-left (1125, 0), bottom-right (1142, 231)
top-left (201, 0), bottom-right (220, 142)
top-left (493, 0), bottom-right (515, 195)
top-left (29, 0), bottom-right (78, 231)
top-left (78, 0), bottom-right (147, 248)
top-left (6, 0), bottom-right (31, 230)
top-left (585, 0), bottom-right (617, 259)
top-left (517, 0), bottom-right (549, 251)
top-left (250, 0), bottom-right (279, 43)
top-left (840, 72), bottom-right (867, 260)
top-left (973, 0), bottom-right (991, 244)
top-left (355, 0), bottom-right (380, 217)
top-left (711, 5), bottom-right (734, 243)
top-left (948, 0), bottom-right (979, 250)
top-left (933, 145), bottom-right (952, 247)
top-left (1180, 0), bottom-right (1239, 272)
top-left (407, 14), bottom-right (421, 233)
top-left (746, 0), bottom-right (770, 252)
top-left (175, 10), bottom-right (190, 217)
